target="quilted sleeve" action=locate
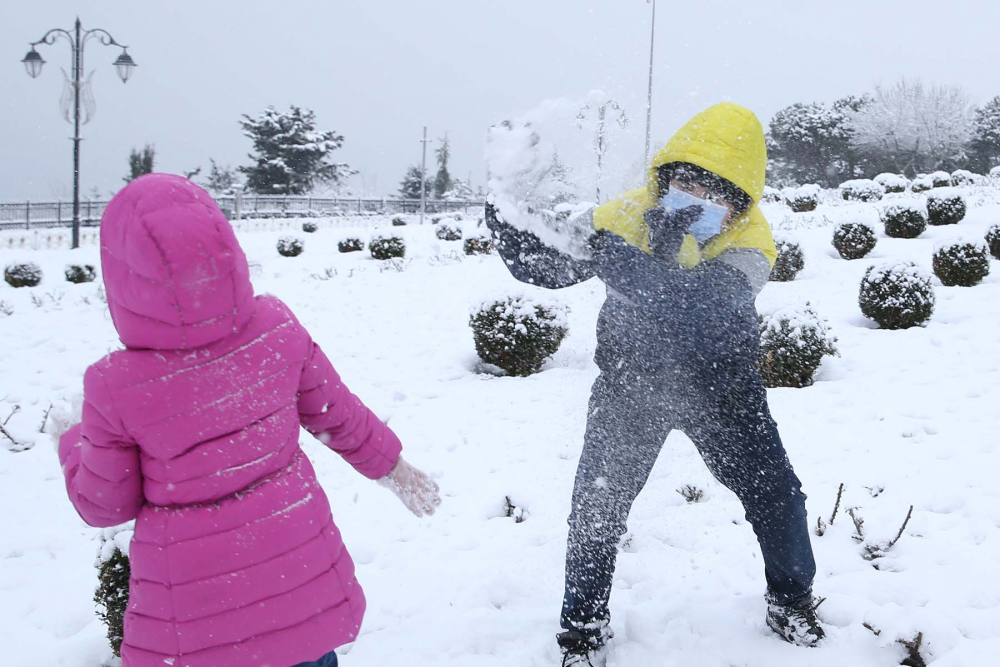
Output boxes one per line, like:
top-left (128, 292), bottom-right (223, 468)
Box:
top-left (58, 366), bottom-right (143, 528)
top-left (297, 336), bottom-right (402, 480)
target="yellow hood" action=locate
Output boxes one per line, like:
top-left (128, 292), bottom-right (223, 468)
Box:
top-left (647, 102), bottom-right (768, 203)
top-left (594, 102), bottom-right (776, 268)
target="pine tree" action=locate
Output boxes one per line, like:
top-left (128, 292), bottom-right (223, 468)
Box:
top-left (399, 165), bottom-right (431, 199)
top-left (546, 150), bottom-right (575, 205)
top-left (124, 145), bottom-right (155, 183)
top-left (238, 105), bottom-right (354, 195)
top-left (969, 96), bottom-right (1000, 173)
top-left (434, 135), bottom-right (453, 199)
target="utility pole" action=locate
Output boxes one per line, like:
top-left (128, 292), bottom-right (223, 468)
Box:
top-left (645, 0), bottom-right (657, 168)
top-left (419, 126), bottom-right (429, 225)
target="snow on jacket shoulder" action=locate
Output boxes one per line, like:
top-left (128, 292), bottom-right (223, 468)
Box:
top-left (58, 174), bottom-right (400, 667)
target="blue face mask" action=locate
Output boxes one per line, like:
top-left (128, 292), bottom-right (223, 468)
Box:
top-left (659, 187), bottom-right (730, 243)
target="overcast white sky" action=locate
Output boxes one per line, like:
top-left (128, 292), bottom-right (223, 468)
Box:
top-left (2, 0), bottom-right (999, 201)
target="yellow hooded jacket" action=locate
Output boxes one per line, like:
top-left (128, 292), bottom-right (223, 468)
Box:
top-left (593, 102), bottom-right (777, 270)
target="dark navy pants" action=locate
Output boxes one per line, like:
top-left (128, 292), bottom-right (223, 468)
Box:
top-left (293, 650), bottom-right (339, 667)
top-left (560, 369), bottom-right (816, 639)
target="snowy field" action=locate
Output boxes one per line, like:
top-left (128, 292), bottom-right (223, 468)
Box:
top-left (2, 192), bottom-right (1000, 667)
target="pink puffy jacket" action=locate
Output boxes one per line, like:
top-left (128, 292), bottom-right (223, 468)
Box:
top-left (58, 174), bottom-right (402, 667)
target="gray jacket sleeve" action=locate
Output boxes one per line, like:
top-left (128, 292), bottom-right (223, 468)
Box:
top-left (714, 247), bottom-right (772, 297)
top-left (485, 202), bottom-right (596, 290)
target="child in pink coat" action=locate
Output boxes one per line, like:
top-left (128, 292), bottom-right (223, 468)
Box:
top-left (57, 174), bottom-right (440, 667)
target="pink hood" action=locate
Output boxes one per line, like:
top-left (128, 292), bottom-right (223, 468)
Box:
top-left (100, 173), bottom-right (256, 350)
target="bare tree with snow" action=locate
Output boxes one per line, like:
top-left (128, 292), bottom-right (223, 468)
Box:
top-left (847, 79), bottom-right (973, 176)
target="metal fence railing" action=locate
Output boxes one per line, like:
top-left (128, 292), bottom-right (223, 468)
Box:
top-left (0, 195), bottom-right (485, 230)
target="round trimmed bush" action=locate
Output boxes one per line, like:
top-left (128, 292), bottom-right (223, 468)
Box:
top-left (930, 171), bottom-right (952, 188)
top-left (881, 203), bottom-right (927, 239)
top-left (302, 221), bottom-right (318, 233)
top-left (832, 222), bottom-right (877, 260)
top-left (436, 224), bottom-right (463, 241)
top-left (4, 262), bottom-right (42, 288)
top-left (950, 169), bottom-right (977, 187)
top-left (338, 238), bottom-right (364, 253)
top-left (65, 264), bottom-right (97, 284)
top-left (840, 179), bottom-right (884, 202)
top-left (757, 303), bottom-right (838, 388)
top-left (926, 190), bottom-right (967, 226)
top-left (391, 216), bottom-right (407, 227)
top-left (859, 263), bottom-right (935, 330)
top-left (761, 186), bottom-right (783, 204)
top-left (986, 225), bottom-right (1000, 260)
top-left (464, 236), bottom-right (494, 255)
top-left (277, 236), bottom-right (304, 257)
top-left (933, 241), bottom-right (990, 287)
top-left (770, 237), bottom-right (805, 282)
top-left (783, 185), bottom-right (820, 213)
top-left (470, 295), bottom-right (568, 377)
top-left (874, 173), bottom-right (909, 194)
top-left (370, 235), bottom-right (406, 260)
top-left (910, 176), bottom-right (933, 193)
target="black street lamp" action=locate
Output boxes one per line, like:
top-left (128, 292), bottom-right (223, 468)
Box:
top-left (22, 17), bottom-right (137, 249)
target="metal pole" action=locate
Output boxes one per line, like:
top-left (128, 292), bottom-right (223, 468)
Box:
top-left (644, 0), bottom-right (657, 169)
top-left (26, 201), bottom-right (31, 230)
top-left (71, 17), bottom-right (82, 249)
top-left (419, 126), bottom-right (428, 225)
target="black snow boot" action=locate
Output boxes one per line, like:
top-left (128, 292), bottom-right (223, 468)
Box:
top-left (766, 593), bottom-right (826, 647)
top-left (557, 629), bottom-right (607, 667)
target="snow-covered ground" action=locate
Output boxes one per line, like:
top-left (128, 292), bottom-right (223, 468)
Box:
top-left (2, 192), bottom-right (1000, 666)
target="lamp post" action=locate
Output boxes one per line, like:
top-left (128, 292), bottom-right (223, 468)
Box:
top-left (22, 17), bottom-right (137, 249)
top-left (578, 99), bottom-right (629, 204)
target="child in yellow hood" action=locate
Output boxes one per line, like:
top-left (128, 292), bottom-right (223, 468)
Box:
top-left (487, 103), bottom-right (824, 666)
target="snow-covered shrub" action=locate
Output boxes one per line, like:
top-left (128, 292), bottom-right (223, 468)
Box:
top-left (470, 295), bottom-right (568, 377)
top-left (859, 263), bottom-right (935, 329)
top-left (370, 235), bottom-right (406, 260)
top-left (464, 236), bottom-right (494, 255)
top-left (986, 225), bottom-right (1000, 260)
top-left (338, 238), bottom-right (364, 253)
top-left (991, 166), bottom-right (1000, 181)
top-left (757, 303), bottom-right (838, 388)
top-left (832, 222), bottom-right (877, 260)
top-left (874, 173), bottom-right (909, 193)
top-left (910, 176), bottom-right (933, 193)
top-left (950, 169), bottom-right (978, 187)
top-left (933, 241), bottom-right (991, 287)
top-left (277, 236), bottom-right (304, 257)
top-left (881, 202), bottom-right (927, 239)
top-left (391, 216), bottom-right (407, 227)
top-left (435, 224), bottom-right (463, 241)
top-left (770, 236), bottom-right (805, 281)
top-left (784, 184), bottom-right (820, 212)
top-left (926, 190), bottom-right (967, 226)
top-left (302, 221), bottom-right (318, 233)
top-left (761, 186), bottom-right (783, 204)
top-left (930, 171), bottom-right (952, 188)
top-left (840, 179), bottom-right (884, 202)
top-left (4, 262), bottom-right (42, 288)
top-left (95, 527), bottom-right (132, 658)
top-left (65, 264), bottom-right (97, 284)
